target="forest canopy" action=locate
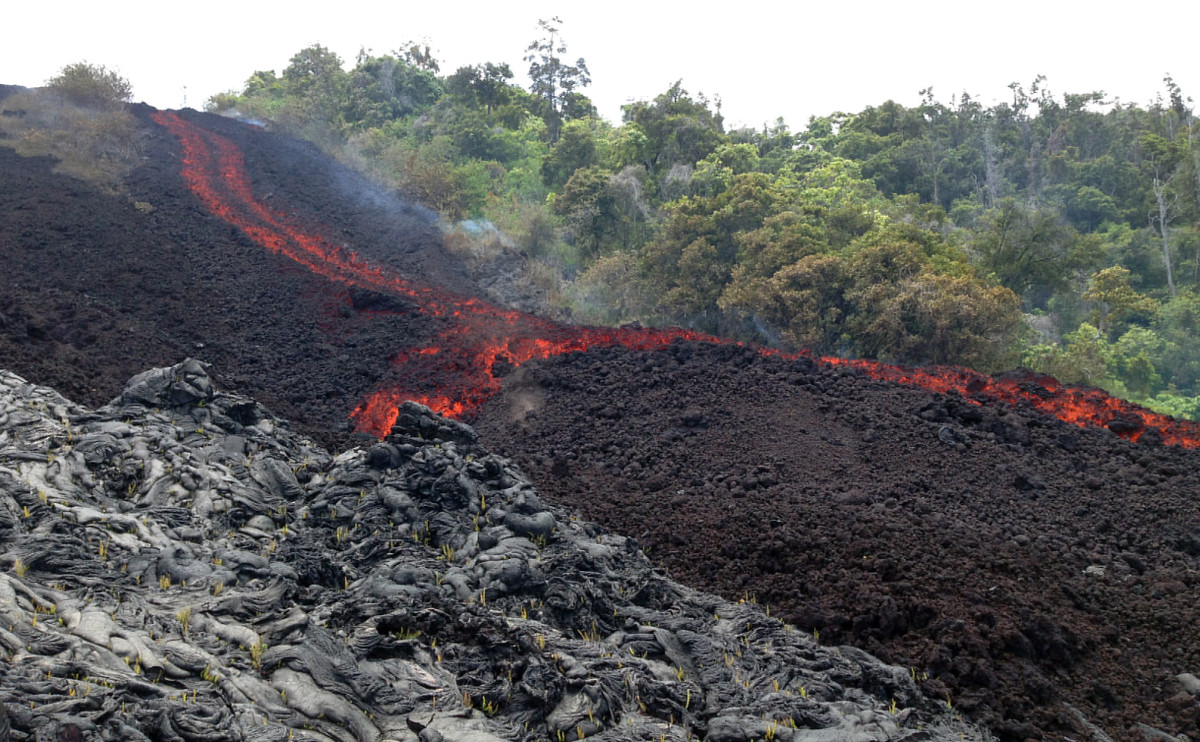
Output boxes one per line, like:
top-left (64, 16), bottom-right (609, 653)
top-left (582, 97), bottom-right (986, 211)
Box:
top-left (203, 29), bottom-right (1200, 420)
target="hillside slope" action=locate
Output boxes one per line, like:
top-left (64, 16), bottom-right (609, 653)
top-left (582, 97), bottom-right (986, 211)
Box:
top-left (2, 101), bottom-right (1199, 740)
top-left (475, 345), bottom-right (1200, 740)
top-left (0, 359), bottom-right (987, 741)
top-left (1, 104), bottom-right (465, 452)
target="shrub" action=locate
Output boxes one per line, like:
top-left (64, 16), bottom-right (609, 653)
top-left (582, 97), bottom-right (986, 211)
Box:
top-left (46, 62), bottom-right (133, 110)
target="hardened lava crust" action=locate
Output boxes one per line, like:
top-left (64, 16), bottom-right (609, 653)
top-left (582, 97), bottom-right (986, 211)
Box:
top-left (2, 100), bottom-right (1199, 740)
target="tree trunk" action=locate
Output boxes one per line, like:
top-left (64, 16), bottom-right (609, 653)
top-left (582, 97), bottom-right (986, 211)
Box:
top-left (983, 125), bottom-right (1001, 207)
top-left (1152, 175), bottom-right (1177, 298)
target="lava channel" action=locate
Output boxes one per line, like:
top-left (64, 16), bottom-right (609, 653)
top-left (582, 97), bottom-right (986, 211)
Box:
top-left (153, 110), bottom-right (1200, 448)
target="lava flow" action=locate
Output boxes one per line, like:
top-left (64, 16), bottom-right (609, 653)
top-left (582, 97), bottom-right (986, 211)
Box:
top-left (151, 110), bottom-right (716, 433)
top-left (825, 359), bottom-right (1200, 448)
top-left (153, 111), bottom-right (1200, 448)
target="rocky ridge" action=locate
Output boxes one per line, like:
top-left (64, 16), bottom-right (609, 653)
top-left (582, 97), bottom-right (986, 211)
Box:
top-left (0, 360), bottom-right (987, 741)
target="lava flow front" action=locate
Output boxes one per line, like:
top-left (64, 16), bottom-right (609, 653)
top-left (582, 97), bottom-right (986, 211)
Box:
top-left (153, 111), bottom-right (1200, 448)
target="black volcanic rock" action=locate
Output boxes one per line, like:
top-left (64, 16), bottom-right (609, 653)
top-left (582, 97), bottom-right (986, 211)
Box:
top-left (0, 361), bottom-right (983, 741)
top-left (475, 344), bottom-right (1200, 741)
top-left (5, 100), bottom-right (1200, 742)
top-left (0, 105), bottom-right (473, 453)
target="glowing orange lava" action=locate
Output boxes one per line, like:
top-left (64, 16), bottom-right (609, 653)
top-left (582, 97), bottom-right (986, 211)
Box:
top-left (824, 359), bottom-right (1200, 448)
top-left (153, 111), bottom-right (1200, 448)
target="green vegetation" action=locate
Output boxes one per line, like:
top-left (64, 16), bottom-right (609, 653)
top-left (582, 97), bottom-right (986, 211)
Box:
top-left (209, 43), bottom-right (1200, 416)
top-left (20, 36), bottom-right (1190, 418)
top-left (46, 62), bottom-right (133, 109)
top-left (0, 62), bottom-right (141, 191)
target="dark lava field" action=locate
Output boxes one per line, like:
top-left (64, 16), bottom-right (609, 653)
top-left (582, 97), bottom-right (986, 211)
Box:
top-left (2, 98), bottom-right (1199, 741)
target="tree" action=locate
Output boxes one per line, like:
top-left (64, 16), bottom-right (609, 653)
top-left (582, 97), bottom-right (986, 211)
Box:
top-left (46, 62), bottom-right (133, 110)
top-left (345, 52), bottom-right (443, 128)
top-left (731, 211), bottom-right (826, 280)
top-left (1163, 76), bottom-right (1200, 239)
top-left (569, 250), bottom-right (658, 324)
top-left (398, 40), bottom-right (440, 73)
top-left (643, 172), bottom-right (788, 321)
top-left (552, 165), bottom-right (615, 256)
top-left (524, 17), bottom-right (591, 143)
top-left (1023, 323), bottom-right (1112, 387)
top-left (968, 198), bottom-right (1101, 306)
top-left (1155, 290), bottom-right (1200, 393)
top-left (243, 70), bottom-right (281, 98)
top-left (720, 253), bottom-right (850, 352)
top-left (1141, 132), bottom-right (1184, 297)
top-left (446, 63), bottom-right (514, 121)
top-left (1150, 168), bottom-right (1181, 297)
top-left (691, 143), bottom-right (760, 198)
top-left (540, 118), bottom-right (599, 188)
top-left (1082, 266), bottom-right (1158, 336)
top-left (282, 45), bottom-right (348, 123)
top-left (623, 81), bottom-right (725, 180)
top-left (851, 271), bottom-right (1022, 368)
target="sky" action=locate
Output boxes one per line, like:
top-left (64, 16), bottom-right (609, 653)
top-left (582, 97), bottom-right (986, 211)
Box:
top-left (4, 1), bottom-right (1198, 131)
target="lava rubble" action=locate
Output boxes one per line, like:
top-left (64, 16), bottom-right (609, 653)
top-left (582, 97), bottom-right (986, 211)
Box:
top-left (3, 103), bottom-right (1200, 740)
top-left (0, 360), bottom-right (987, 741)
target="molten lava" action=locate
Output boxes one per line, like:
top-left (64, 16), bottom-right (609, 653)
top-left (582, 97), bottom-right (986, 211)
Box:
top-left (823, 359), bottom-right (1200, 448)
top-left (150, 111), bottom-right (715, 434)
top-left (152, 111), bottom-right (1200, 448)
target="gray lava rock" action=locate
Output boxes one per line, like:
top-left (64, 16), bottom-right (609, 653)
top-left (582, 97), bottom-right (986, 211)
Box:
top-left (0, 362), bottom-right (989, 742)
top-left (503, 511), bottom-right (556, 540)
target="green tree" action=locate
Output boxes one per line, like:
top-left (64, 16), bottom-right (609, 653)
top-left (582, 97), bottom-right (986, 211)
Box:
top-left (968, 198), bottom-right (1102, 306)
top-left (1153, 289), bottom-right (1200, 392)
top-left (622, 80), bottom-right (725, 183)
top-left (243, 70), bottom-right (282, 98)
top-left (788, 157), bottom-right (885, 248)
top-left (397, 40), bottom-right (440, 72)
top-left (643, 172), bottom-right (786, 320)
top-left (552, 165), bottom-right (615, 257)
top-left (345, 51), bottom-right (443, 128)
top-left (569, 250), bottom-right (658, 324)
top-left (691, 143), bottom-right (760, 198)
top-left (282, 44), bottom-right (348, 124)
top-left (730, 211), bottom-right (826, 280)
top-left (720, 253), bottom-right (850, 352)
top-left (1108, 327), bottom-right (1165, 397)
top-left (1058, 184), bottom-right (1119, 231)
top-left (601, 124), bottom-right (652, 173)
top-left (1141, 133), bottom-right (1185, 296)
top-left (541, 118), bottom-right (600, 188)
top-left (728, 118), bottom-right (795, 173)
top-left (1082, 266), bottom-right (1159, 336)
top-left (445, 63), bottom-right (515, 121)
top-left (524, 17), bottom-right (592, 143)
top-left (852, 270), bottom-right (1023, 368)
top-left (1023, 323), bottom-right (1112, 387)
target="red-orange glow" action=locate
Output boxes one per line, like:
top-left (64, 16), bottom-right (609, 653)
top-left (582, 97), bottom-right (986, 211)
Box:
top-left (825, 358), bottom-right (1199, 448)
top-left (154, 111), bottom-right (1200, 447)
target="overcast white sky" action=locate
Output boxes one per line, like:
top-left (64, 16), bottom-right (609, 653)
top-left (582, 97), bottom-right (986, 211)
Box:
top-left (4, 1), bottom-right (1198, 131)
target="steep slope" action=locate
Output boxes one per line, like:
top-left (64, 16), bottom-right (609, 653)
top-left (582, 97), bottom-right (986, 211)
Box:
top-left (3, 101), bottom-right (1200, 740)
top-left (1, 104), bottom-right (466, 452)
top-left (474, 344), bottom-right (1200, 741)
top-left (0, 360), bottom-right (986, 741)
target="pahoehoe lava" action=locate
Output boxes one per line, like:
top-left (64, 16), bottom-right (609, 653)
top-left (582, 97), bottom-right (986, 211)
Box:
top-left (0, 359), bottom-right (988, 741)
top-left (3, 99), bottom-right (1200, 740)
